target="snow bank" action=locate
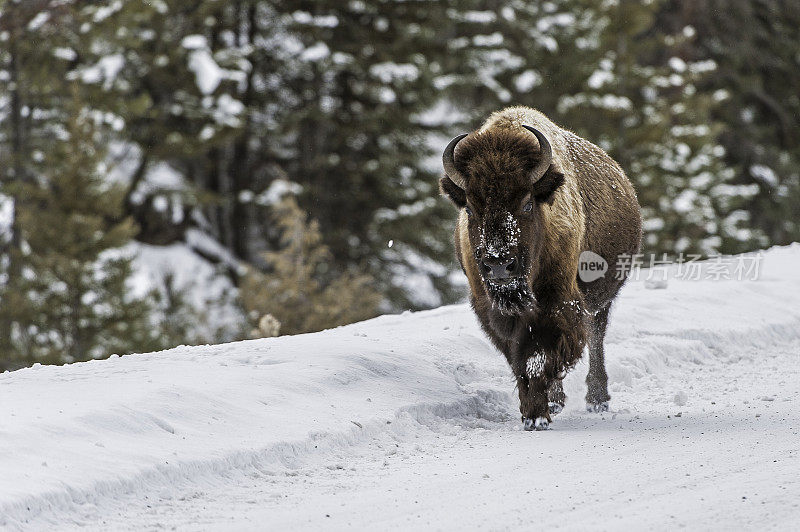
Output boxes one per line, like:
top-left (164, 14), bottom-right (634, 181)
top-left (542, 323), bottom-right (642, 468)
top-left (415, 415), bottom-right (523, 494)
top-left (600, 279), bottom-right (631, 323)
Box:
top-left (1, 244), bottom-right (799, 528)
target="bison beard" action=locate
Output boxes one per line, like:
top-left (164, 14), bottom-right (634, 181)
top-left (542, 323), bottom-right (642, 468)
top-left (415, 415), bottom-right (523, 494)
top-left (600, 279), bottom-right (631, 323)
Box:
top-left (484, 277), bottom-right (536, 315)
top-left (440, 106), bottom-right (642, 431)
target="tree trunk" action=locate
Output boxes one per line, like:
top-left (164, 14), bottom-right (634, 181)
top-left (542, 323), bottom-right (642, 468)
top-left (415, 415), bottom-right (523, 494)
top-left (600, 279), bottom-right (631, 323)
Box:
top-left (228, 0), bottom-right (257, 261)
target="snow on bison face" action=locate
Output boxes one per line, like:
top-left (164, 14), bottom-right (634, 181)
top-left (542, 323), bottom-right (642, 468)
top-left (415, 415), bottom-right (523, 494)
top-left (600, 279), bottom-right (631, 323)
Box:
top-left (467, 195), bottom-right (539, 315)
top-left (440, 126), bottom-right (565, 315)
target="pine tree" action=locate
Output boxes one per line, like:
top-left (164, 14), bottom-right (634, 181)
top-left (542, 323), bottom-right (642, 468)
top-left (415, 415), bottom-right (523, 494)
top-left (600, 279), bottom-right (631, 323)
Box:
top-left (440, 0), bottom-right (757, 256)
top-left (660, 0), bottom-right (800, 251)
top-left (264, 0), bottom-right (464, 309)
top-left (67, 0), bottom-right (249, 244)
top-left (438, 0), bottom-right (601, 121)
top-left (1, 1), bottom-right (84, 366)
top-left (239, 196), bottom-right (381, 336)
top-left (553, 0), bottom-right (752, 255)
top-left (0, 98), bottom-right (161, 367)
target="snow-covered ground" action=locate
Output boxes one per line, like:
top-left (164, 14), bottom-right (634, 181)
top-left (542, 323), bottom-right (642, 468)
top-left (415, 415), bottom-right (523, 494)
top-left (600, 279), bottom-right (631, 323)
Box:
top-left (2, 245), bottom-right (800, 530)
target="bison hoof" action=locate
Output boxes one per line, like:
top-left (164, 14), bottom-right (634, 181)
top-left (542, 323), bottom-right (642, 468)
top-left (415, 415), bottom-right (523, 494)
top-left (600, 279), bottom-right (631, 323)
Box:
top-left (548, 402), bottom-right (564, 415)
top-left (523, 417), bottom-right (550, 431)
top-left (586, 401), bottom-right (609, 413)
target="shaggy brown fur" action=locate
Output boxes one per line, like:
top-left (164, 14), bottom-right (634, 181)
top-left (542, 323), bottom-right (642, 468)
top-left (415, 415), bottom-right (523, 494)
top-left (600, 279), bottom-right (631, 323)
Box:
top-left (440, 107), bottom-right (641, 430)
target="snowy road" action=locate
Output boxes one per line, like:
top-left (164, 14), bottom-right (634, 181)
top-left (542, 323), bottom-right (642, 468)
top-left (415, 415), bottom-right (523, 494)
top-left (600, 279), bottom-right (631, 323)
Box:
top-left (101, 338), bottom-right (800, 531)
top-left (2, 245), bottom-right (800, 530)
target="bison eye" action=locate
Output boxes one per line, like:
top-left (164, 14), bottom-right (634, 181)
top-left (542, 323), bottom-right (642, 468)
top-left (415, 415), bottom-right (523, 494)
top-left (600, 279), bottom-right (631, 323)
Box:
top-left (465, 206), bottom-right (474, 217)
top-left (522, 201), bottom-right (533, 213)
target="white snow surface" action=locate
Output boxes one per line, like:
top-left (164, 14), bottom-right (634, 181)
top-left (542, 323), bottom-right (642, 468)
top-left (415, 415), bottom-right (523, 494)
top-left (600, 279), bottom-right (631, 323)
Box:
top-left (2, 244), bottom-right (800, 530)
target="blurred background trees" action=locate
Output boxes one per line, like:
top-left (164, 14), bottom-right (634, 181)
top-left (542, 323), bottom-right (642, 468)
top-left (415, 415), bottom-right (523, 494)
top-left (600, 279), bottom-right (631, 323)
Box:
top-left (1, 0), bottom-right (798, 369)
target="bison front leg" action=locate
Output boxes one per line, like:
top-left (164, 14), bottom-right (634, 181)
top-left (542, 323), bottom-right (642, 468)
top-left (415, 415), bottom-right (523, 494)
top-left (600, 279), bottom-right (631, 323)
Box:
top-left (517, 371), bottom-right (551, 431)
top-left (517, 349), bottom-right (565, 430)
top-left (516, 305), bottom-right (587, 430)
top-left (518, 353), bottom-right (566, 429)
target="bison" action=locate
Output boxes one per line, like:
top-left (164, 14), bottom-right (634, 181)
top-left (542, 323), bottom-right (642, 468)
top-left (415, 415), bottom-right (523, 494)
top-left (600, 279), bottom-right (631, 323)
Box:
top-left (440, 106), bottom-right (641, 430)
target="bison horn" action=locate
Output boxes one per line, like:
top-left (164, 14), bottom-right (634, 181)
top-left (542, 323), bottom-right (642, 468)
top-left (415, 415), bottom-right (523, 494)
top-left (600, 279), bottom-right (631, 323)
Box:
top-left (522, 125), bottom-right (553, 183)
top-left (442, 133), bottom-right (469, 189)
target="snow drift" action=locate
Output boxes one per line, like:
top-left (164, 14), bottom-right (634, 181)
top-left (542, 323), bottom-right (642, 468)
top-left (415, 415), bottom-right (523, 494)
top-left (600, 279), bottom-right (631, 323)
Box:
top-left (1, 245), bottom-right (800, 529)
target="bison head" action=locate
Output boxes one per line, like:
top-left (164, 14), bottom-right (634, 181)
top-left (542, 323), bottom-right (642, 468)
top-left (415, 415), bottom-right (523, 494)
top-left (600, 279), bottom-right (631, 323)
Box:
top-left (440, 126), bottom-right (565, 315)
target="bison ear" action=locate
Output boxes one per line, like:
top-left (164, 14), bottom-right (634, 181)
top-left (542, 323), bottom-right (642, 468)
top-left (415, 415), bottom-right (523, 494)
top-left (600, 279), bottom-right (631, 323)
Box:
top-left (532, 168), bottom-right (565, 206)
top-left (439, 176), bottom-right (467, 208)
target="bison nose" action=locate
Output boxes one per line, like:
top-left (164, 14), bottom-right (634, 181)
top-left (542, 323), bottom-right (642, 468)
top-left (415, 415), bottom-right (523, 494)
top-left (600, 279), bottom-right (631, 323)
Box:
top-left (481, 256), bottom-right (519, 279)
